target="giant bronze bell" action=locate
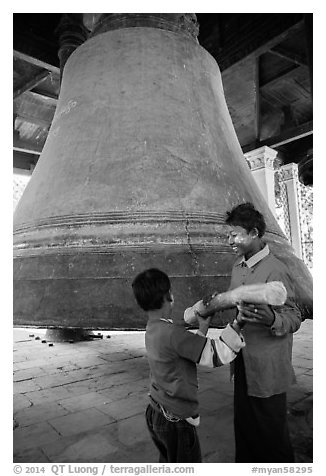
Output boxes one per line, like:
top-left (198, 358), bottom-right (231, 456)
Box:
top-left (13, 13), bottom-right (312, 331)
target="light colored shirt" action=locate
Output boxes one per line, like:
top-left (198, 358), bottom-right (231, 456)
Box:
top-left (230, 244), bottom-right (302, 397)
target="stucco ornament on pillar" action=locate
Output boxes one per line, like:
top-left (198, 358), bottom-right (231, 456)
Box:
top-left (278, 163), bottom-right (304, 260)
top-left (245, 146), bottom-right (277, 171)
top-left (244, 146), bottom-right (278, 217)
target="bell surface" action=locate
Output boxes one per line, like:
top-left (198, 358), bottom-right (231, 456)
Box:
top-left (13, 13), bottom-right (313, 329)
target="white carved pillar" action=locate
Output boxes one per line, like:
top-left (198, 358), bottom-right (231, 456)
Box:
top-left (244, 146), bottom-right (278, 217)
top-left (278, 163), bottom-right (303, 259)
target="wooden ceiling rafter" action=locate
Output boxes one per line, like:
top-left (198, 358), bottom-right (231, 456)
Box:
top-left (215, 16), bottom-right (304, 71)
top-left (13, 140), bottom-right (43, 155)
top-left (14, 111), bottom-right (52, 130)
top-left (23, 89), bottom-right (58, 105)
top-left (269, 45), bottom-right (308, 67)
top-left (243, 120), bottom-right (313, 153)
top-left (13, 49), bottom-right (60, 75)
top-left (259, 64), bottom-right (303, 89)
top-left (14, 70), bottom-right (51, 100)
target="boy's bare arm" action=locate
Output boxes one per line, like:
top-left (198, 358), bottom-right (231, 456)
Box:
top-left (196, 312), bottom-right (212, 336)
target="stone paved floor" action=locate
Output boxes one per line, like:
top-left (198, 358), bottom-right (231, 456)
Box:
top-left (13, 320), bottom-right (313, 463)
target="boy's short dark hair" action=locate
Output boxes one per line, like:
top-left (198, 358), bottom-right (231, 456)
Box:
top-left (225, 202), bottom-right (266, 237)
top-left (132, 268), bottom-right (171, 311)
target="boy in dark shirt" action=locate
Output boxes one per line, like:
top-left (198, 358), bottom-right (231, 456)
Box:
top-left (132, 268), bottom-right (245, 463)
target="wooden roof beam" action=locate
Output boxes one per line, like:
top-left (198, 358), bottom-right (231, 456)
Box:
top-left (14, 112), bottom-right (52, 129)
top-left (23, 90), bottom-right (58, 105)
top-left (13, 139), bottom-right (43, 156)
top-left (260, 64), bottom-right (303, 89)
top-left (13, 49), bottom-right (60, 75)
top-left (13, 150), bottom-right (39, 170)
top-left (215, 15), bottom-right (304, 71)
top-left (269, 45), bottom-right (308, 67)
top-left (14, 70), bottom-right (51, 100)
top-left (242, 120), bottom-right (313, 153)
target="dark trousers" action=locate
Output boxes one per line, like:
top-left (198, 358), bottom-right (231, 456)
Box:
top-left (145, 404), bottom-right (202, 463)
top-left (234, 351), bottom-right (294, 463)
